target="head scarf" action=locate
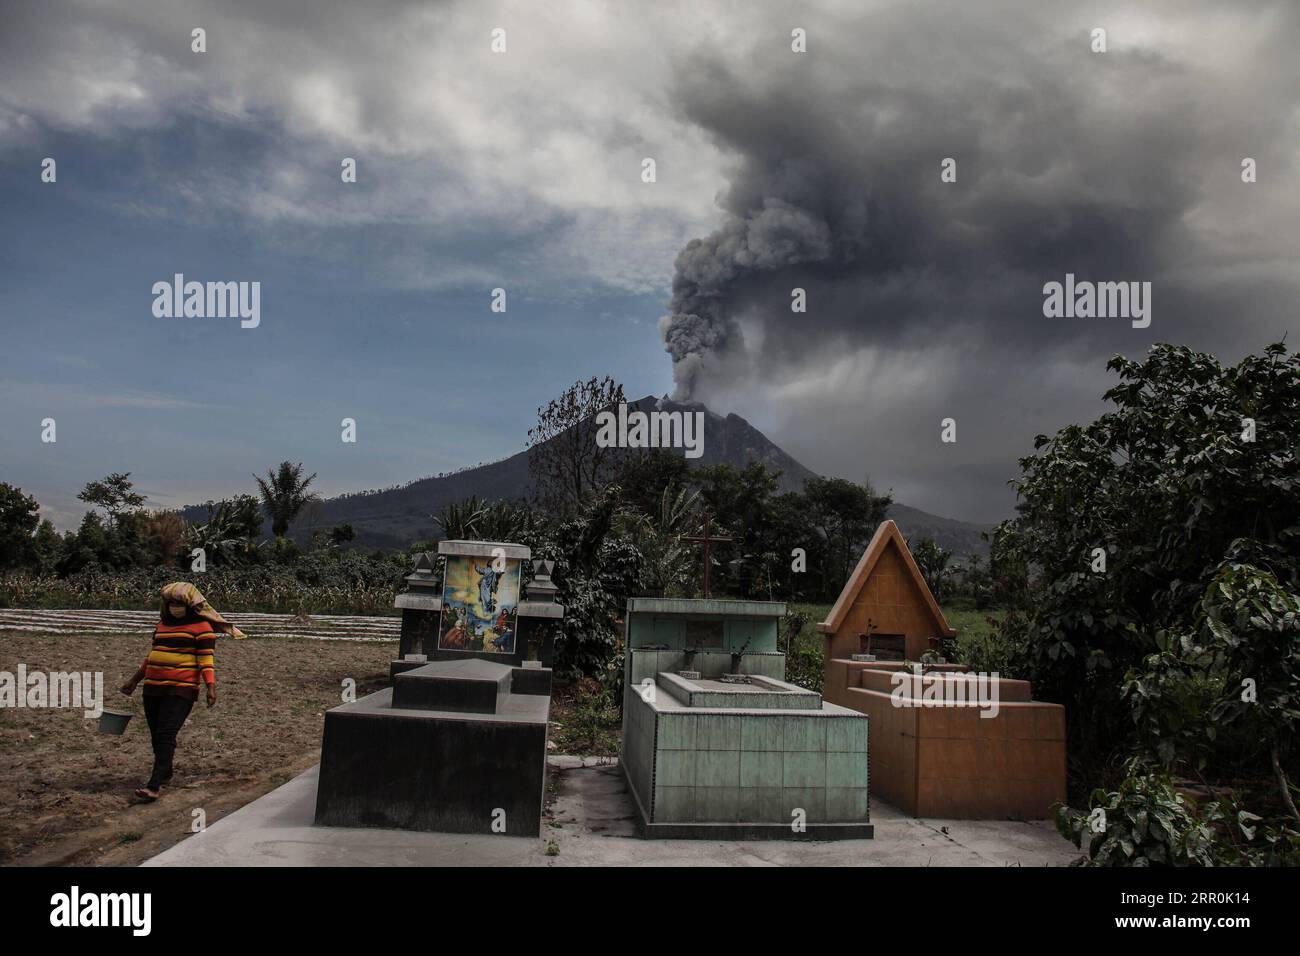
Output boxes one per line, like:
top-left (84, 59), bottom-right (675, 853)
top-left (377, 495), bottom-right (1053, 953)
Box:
top-left (159, 581), bottom-right (247, 639)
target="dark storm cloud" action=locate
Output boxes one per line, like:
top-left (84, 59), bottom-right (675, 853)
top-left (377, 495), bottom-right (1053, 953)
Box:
top-left (661, 2), bottom-right (1300, 405)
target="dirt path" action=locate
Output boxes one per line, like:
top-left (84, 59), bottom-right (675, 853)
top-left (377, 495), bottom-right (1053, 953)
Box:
top-left (0, 630), bottom-right (396, 866)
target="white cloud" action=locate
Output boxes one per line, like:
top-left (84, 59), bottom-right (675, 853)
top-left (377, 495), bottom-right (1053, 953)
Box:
top-left (0, 0), bottom-right (750, 295)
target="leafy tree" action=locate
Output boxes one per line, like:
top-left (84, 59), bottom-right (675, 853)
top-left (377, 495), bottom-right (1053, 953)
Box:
top-left (1196, 564), bottom-right (1300, 825)
top-left (692, 462), bottom-right (782, 596)
top-left (434, 496), bottom-right (486, 540)
top-left (58, 511), bottom-right (110, 574)
top-left (951, 552), bottom-right (994, 609)
top-left (310, 526), bottom-right (353, 552)
top-left (187, 496), bottom-right (266, 566)
top-left (270, 535), bottom-right (302, 564)
top-left (696, 462), bottom-right (780, 538)
top-left (527, 375), bottom-right (625, 514)
top-left (222, 494), bottom-right (266, 539)
top-left (763, 491), bottom-right (822, 601)
top-left (993, 341), bottom-right (1300, 781)
top-left (254, 461), bottom-right (319, 538)
top-left (614, 449), bottom-right (690, 518)
top-left (433, 496), bottom-right (531, 542)
top-left (77, 473), bottom-right (146, 526)
top-left (910, 537), bottom-right (954, 601)
top-left (0, 483), bottom-right (41, 570)
top-left (30, 519), bottom-right (63, 574)
top-left (475, 500), bottom-right (533, 542)
top-left (1126, 562), bottom-right (1300, 825)
top-left (523, 486), bottom-right (642, 674)
top-left (48, 493), bottom-right (152, 572)
top-left (803, 475), bottom-right (892, 599)
top-left (617, 484), bottom-right (700, 597)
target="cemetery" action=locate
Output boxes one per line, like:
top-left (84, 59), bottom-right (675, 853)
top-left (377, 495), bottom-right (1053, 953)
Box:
top-left (5, 0), bottom-right (1298, 900)
top-left (137, 522), bottom-right (1078, 865)
top-left (10, 348), bottom-right (1296, 870)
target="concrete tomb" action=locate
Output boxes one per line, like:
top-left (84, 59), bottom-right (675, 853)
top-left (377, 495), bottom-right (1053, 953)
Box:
top-left (390, 540), bottom-right (561, 683)
top-left (819, 520), bottom-right (1066, 819)
top-left (315, 541), bottom-right (564, 836)
top-left (621, 597), bottom-right (873, 839)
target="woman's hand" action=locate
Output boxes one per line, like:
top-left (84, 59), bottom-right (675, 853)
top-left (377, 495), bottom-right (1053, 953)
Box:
top-left (206, 685), bottom-right (218, 709)
top-left (120, 679), bottom-right (138, 696)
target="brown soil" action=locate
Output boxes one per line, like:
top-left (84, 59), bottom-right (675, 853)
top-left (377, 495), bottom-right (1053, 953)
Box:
top-left (0, 630), bottom-right (396, 866)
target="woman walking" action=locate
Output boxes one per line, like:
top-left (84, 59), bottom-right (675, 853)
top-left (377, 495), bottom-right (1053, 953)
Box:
top-left (120, 582), bottom-right (245, 801)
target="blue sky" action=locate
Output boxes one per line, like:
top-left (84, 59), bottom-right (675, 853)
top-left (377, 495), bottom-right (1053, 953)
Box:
top-left (0, 133), bottom-right (677, 523)
top-left (3, 1), bottom-right (1298, 529)
top-left (0, 5), bottom-right (711, 528)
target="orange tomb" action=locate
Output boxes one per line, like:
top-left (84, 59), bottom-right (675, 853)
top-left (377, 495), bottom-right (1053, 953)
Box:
top-left (819, 521), bottom-right (1067, 819)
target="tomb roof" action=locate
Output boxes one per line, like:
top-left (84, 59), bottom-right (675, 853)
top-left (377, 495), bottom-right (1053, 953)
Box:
top-left (818, 520), bottom-right (955, 637)
top-left (626, 597), bottom-right (787, 618)
top-left (437, 540), bottom-right (532, 559)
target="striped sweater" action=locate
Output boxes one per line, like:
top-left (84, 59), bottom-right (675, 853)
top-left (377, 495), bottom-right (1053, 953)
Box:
top-left (136, 619), bottom-right (217, 698)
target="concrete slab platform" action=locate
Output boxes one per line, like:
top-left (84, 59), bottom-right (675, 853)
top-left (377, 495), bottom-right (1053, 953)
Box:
top-left (144, 762), bottom-right (1079, 867)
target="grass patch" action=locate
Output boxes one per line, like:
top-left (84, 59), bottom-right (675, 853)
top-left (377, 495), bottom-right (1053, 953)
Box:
top-left (948, 609), bottom-right (1019, 673)
top-left (549, 678), bottom-right (621, 757)
top-left (783, 604), bottom-right (831, 692)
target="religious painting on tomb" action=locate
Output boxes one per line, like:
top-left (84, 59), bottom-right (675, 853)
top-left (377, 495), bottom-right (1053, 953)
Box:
top-left (437, 555), bottom-right (521, 654)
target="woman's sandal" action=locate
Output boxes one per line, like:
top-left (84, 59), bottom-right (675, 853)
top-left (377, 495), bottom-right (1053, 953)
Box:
top-left (134, 787), bottom-right (160, 802)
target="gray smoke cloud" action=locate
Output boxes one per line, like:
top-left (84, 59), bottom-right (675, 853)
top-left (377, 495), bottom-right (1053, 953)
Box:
top-left (660, 1), bottom-right (1300, 414)
top-left (663, 199), bottom-right (833, 395)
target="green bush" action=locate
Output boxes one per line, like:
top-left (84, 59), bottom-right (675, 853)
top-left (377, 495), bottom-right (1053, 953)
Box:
top-left (949, 610), bottom-right (1025, 675)
top-left (1057, 761), bottom-right (1224, 866)
top-left (781, 606), bottom-right (826, 693)
top-left (1058, 759), bottom-right (1300, 866)
top-left (991, 343), bottom-right (1300, 786)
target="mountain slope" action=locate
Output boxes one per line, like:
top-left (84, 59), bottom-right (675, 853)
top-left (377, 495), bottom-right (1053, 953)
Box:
top-left (184, 395), bottom-right (992, 557)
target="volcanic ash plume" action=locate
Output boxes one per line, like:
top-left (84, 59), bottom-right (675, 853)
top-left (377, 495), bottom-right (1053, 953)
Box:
top-left (661, 199), bottom-right (833, 399)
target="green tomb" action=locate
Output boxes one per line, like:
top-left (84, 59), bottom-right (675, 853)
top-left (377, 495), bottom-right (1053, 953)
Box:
top-left (620, 597), bottom-right (873, 839)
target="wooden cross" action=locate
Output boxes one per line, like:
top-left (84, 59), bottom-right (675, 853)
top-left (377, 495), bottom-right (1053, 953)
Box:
top-left (677, 513), bottom-right (733, 598)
